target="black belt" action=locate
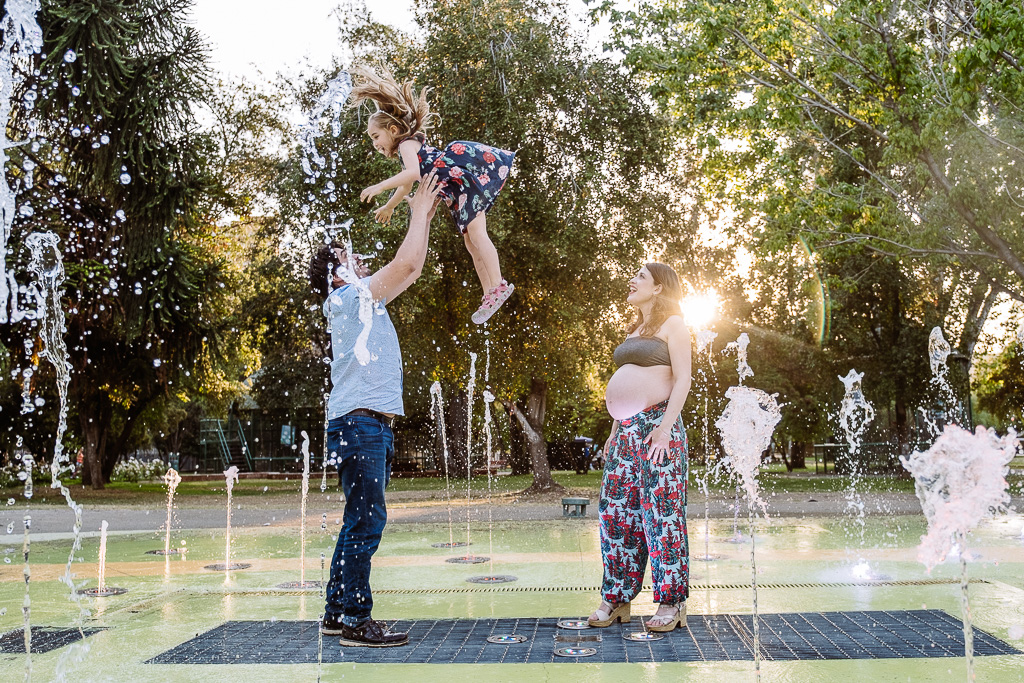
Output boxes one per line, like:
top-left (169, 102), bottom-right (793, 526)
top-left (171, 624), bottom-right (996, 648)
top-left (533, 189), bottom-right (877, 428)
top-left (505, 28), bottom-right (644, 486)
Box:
top-left (344, 409), bottom-right (396, 427)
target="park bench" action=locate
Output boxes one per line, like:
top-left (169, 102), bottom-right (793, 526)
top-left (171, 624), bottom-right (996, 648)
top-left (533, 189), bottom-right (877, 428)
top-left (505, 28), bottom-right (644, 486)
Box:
top-left (561, 497), bottom-right (590, 518)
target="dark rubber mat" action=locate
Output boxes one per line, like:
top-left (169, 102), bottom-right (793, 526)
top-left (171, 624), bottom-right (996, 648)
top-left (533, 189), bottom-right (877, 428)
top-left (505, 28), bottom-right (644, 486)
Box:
top-left (146, 610), bottom-right (1021, 664)
top-left (0, 626), bottom-right (105, 654)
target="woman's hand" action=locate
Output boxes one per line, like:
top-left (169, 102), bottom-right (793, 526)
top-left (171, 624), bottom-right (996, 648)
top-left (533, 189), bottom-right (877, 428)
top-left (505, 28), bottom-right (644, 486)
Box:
top-left (360, 183), bottom-right (383, 202)
top-left (643, 425), bottom-right (671, 465)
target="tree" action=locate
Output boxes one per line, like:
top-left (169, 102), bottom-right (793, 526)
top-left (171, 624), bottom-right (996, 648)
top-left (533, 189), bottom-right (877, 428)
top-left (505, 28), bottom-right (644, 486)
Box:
top-left (4, 0), bottom-right (234, 487)
top-left (595, 0), bottom-right (1023, 361)
top-left (265, 0), bottom-right (691, 492)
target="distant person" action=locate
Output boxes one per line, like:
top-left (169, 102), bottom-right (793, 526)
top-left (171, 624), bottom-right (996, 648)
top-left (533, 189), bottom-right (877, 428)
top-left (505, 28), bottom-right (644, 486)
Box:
top-left (349, 63), bottom-right (515, 325)
top-left (589, 263), bottom-right (692, 632)
top-left (309, 174), bottom-right (440, 648)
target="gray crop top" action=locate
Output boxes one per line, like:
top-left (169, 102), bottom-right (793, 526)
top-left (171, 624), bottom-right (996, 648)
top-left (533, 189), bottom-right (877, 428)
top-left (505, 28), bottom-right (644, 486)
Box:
top-left (613, 336), bottom-right (671, 368)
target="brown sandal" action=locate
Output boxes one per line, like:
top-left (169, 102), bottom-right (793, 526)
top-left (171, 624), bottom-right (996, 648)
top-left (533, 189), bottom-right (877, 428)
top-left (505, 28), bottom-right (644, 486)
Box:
top-left (588, 601), bottom-right (630, 627)
top-left (645, 602), bottom-right (686, 632)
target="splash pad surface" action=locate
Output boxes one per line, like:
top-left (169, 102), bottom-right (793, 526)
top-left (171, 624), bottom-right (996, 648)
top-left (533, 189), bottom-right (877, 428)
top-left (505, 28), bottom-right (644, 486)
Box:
top-left (1, 511), bottom-right (1023, 680)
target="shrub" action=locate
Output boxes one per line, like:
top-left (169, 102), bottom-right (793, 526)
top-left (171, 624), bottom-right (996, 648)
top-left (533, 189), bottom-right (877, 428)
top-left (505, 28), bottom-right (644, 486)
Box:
top-left (111, 457), bottom-right (168, 483)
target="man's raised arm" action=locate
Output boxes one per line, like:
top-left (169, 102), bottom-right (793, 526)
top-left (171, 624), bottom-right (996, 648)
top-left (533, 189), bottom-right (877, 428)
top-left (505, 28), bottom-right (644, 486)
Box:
top-left (367, 172), bottom-right (440, 303)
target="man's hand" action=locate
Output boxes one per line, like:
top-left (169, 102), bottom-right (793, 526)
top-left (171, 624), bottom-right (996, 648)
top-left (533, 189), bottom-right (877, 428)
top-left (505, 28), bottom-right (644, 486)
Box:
top-left (407, 172), bottom-right (441, 217)
top-left (360, 183), bottom-right (383, 203)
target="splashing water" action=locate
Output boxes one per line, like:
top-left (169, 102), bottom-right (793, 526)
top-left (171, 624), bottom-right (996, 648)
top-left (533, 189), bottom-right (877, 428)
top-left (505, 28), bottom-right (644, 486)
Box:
top-left (299, 70), bottom-right (352, 179)
top-left (901, 425), bottom-right (1016, 571)
top-left (725, 333), bottom-right (753, 384)
top-left (465, 352), bottom-right (477, 551)
top-left (837, 369), bottom-right (875, 550)
top-left (693, 328), bottom-right (718, 562)
top-left (900, 424), bottom-right (1017, 679)
top-left (27, 232), bottom-right (87, 678)
top-left (925, 327), bottom-right (961, 430)
top-left (20, 450), bottom-right (32, 500)
top-left (299, 430), bottom-right (311, 586)
top-left (715, 386), bottom-right (781, 513)
top-left (223, 466), bottom-right (240, 571)
top-left (162, 469), bottom-right (181, 557)
top-left (1, 0), bottom-right (43, 323)
top-left (22, 514), bottom-right (31, 681)
top-left (430, 382), bottom-right (455, 547)
top-left (928, 326), bottom-right (951, 377)
top-left (96, 521), bottom-right (109, 591)
top-left (321, 391), bottom-right (330, 493)
top-left (716, 382), bottom-right (782, 682)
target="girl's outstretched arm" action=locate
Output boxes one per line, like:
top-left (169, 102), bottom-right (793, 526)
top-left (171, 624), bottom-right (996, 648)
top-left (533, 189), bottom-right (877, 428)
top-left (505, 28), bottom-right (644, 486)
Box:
top-left (360, 140), bottom-right (424, 201)
top-left (373, 182), bottom-right (414, 224)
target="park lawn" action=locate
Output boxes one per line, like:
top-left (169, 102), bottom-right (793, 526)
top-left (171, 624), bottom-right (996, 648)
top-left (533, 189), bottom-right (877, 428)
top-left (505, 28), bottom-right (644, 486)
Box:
top-left (0, 467), bottom-right (967, 505)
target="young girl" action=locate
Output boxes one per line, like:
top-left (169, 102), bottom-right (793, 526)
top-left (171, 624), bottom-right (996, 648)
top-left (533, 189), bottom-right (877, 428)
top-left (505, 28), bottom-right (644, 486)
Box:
top-left (350, 64), bottom-right (515, 325)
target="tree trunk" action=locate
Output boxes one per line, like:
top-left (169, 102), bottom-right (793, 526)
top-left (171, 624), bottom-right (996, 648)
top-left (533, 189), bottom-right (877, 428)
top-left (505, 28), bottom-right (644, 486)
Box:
top-left (441, 389), bottom-right (468, 478)
top-left (79, 399), bottom-right (111, 490)
top-left (504, 378), bottom-right (562, 494)
top-left (894, 398), bottom-right (909, 454)
top-left (782, 440), bottom-right (809, 471)
top-left (505, 406), bottom-right (530, 475)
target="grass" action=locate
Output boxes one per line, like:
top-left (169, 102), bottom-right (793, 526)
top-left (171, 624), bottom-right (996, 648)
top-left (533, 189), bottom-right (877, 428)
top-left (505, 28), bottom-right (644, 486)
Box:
top-left (4, 464), bottom-right (1020, 506)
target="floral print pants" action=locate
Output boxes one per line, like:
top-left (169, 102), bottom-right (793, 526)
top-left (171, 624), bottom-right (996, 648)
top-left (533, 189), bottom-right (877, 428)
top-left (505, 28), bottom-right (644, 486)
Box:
top-left (599, 400), bottom-right (689, 605)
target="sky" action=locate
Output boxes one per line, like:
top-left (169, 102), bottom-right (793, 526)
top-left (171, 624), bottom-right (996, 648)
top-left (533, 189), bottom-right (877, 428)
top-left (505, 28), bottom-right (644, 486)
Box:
top-left (189, 0), bottom-right (599, 80)
top-left (189, 1), bottom-right (414, 79)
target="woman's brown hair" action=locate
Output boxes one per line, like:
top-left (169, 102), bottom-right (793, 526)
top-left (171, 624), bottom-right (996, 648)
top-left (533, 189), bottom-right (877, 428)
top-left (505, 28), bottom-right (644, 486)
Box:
top-left (349, 63), bottom-right (438, 156)
top-left (627, 262), bottom-right (683, 337)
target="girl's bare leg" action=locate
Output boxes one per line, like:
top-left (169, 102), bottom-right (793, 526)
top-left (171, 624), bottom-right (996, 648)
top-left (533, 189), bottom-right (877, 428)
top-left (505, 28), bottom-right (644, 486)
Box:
top-left (463, 214), bottom-right (502, 293)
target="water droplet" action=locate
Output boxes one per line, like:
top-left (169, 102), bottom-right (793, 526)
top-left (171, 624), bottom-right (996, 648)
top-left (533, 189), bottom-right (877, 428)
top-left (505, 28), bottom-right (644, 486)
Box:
top-left (71, 86), bottom-right (81, 96)
top-left (153, 359), bottom-right (162, 368)
top-left (375, 241), bottom-right (383, 250)
top-left (5, 499), bottom-right (14, 506)
top-left (100, 134), bottom-right (110, 144)
top-left (119, 172), bottom-right (131, 185)
top-left (5, 523), bottom-right (12, 533)
top-left (18, 204), bottom-right (33, 217)
top-left (70, 127), bottom-right (81, 137)
top-left (115, 209), bottom-right (126, 221)
top-left (22, 159), bottom-right (35, 171)
top-left (23, 91), bottom-right (37, 104)
top-left (33, 397), bottom-right (44, 407)
top-left (63, 49), bottom-right (77, 63)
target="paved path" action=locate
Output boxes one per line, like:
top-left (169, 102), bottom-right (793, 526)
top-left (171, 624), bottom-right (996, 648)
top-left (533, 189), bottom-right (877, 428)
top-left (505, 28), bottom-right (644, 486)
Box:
top-left (0, 490), bottom-right (984, 539)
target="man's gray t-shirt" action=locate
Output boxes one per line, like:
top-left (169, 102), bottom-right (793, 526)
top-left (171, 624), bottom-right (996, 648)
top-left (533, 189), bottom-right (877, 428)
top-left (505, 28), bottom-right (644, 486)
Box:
top-left (324, 278), bottom-right (404, 420)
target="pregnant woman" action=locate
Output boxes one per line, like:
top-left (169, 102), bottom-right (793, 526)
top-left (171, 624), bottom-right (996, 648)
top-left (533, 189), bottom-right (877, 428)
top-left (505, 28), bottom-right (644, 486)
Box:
top-left (589, 263), bottom-right (692, 632)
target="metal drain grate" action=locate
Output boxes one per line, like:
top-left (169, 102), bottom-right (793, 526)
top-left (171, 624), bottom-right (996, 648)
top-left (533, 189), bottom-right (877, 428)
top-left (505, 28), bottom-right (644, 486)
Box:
top-left (146, 610), bottom-right (1021, 665)
top-left (0, 626), bottom-right (106, 654)
top-left (369, 579), bottom-right (989, 595)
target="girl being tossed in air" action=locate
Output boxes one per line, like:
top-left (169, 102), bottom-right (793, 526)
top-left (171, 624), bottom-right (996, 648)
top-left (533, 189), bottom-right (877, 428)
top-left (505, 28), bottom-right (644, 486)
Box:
top-left (350, 64), bottom-right (515, 325)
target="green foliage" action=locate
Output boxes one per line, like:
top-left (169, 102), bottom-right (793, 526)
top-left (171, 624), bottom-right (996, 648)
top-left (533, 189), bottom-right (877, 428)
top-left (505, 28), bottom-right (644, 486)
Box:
top-left (253, 0), bottom-right (691, 470)
top-left (0, 0), bottom-right (241, 485)
top-left (976, 341), bottom-right (1024, 428)
top-left (597, 0), bottom-right (1024, 445)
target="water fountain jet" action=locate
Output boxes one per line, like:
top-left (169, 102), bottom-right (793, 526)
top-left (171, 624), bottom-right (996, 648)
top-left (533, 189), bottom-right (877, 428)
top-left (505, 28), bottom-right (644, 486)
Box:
top-left (716, 347), bottom-right (782, 681)
top-left (901, 424), bottom-right (1017, 680)
top-left (204, 466), bottom-right (251, 571)
top-left (81, 521), bottom-right (127, 597)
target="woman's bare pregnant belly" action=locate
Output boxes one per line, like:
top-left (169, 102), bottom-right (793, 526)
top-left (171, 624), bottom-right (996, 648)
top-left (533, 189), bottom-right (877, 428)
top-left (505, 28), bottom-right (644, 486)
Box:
top-left (605, 365), bottom-right (673, 421)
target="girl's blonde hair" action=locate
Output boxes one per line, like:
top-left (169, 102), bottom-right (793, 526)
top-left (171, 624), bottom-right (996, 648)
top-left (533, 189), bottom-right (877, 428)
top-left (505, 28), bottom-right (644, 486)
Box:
top-left (627, 263), bottom-right (684, 337)
top-left (349, 63), bottom-right (437, 156)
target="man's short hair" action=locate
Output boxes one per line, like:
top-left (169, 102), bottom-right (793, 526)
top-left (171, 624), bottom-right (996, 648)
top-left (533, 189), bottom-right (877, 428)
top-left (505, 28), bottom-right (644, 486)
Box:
top-left (308, 241), bottom-right (345, 299)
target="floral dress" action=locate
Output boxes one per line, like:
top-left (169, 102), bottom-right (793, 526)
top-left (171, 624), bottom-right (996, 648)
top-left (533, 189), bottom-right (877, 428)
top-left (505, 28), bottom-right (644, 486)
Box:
top-left (402, 135), bottom-right (515, 234)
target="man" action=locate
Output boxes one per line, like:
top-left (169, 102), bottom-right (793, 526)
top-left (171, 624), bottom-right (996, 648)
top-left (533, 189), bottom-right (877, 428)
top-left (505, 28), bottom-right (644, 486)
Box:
top-left (309, 173), bottom-right (439, 647)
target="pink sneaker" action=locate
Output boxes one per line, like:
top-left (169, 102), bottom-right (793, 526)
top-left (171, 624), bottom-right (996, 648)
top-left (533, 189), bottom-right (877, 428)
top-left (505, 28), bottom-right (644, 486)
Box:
top-left (471, 280), bottom-right (515, 324)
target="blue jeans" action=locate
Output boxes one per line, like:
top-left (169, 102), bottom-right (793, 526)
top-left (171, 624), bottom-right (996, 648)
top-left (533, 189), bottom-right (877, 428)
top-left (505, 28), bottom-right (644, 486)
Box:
top-left (323, 415), bottom-right (393, 625)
